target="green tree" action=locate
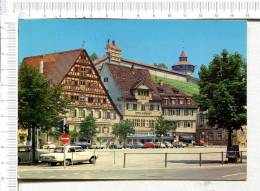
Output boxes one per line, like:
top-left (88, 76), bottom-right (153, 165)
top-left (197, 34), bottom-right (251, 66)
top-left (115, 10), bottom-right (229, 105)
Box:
top-left (69, 129), bottom-right (79, 143)
top-left (154, 63), bottom-right (168, 69)
top-left (79, 115), bottom-right (97, 143)
top-left (90, 53), bottom-right (98, 61)
top-left (19, 64), bottom-right (69, 162)
top-left (195, 49), bottom-right (246, 150)
top-left (112, 120), bottom-right (135, 147)
top-left (154, 116), bottom-right (173, 142)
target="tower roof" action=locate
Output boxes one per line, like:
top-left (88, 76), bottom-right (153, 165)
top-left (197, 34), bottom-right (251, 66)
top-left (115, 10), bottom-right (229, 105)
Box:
top-left (179, 50), bottom-right (188, 58)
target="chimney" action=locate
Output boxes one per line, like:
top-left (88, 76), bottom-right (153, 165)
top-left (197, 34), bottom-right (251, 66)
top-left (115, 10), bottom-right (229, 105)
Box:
top-left (159, 80), bottom-right (164, 87)
top-left (39, 60), bottom-right (44, 73)
top-left (112, 40), bottom-right (115, 45)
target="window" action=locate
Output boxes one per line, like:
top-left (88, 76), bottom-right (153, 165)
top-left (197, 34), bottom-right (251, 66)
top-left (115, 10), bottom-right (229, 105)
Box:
top-left (179, 99), bottom-right (184, 104)
top-left (176, 109), bottom-right (180, 116)
top-left (141, 104), bottom-right (145, 111)
top-left (137, 119), bottom-right (141, 126)
top-left (133, 104), bottom-right (137, 111)
top-left (157, 105), bottom-right (160, 111)
top-left (171, 99), bottom-right (176, 104)
top-left (80, 81), bottom-right (85, 85)
top-left (104, 77), bottom-right (109, 82)
top-left (150, 104), bottom-right (154, 111)
top-left (187, 99), bottom-right (191, 104)
top-left (184, 109), bottom-right (189, 116)
top-left (126, 103), bottom-right (129, 110)
top-left (98, 111), bottom-right (102, 118)
top-left (88, 97), bottom-right (93, 103)
top-left (138, 90), bottom-right (149, 96)
top-left (217, 132), bottom-right (222, 140)
top-left (79, 95), bottom-right (85, 101)
top-left (79, 110), bottom-right (85, 118)
top-left (141, 119), bottom-right (145, 127)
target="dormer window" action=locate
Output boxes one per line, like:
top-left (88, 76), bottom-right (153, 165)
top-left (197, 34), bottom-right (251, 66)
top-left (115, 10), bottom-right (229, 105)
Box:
top-left (187, 99), bottom-right (191, 104)
top-left (171, 99), bottom-right (176, 105)
top-left (179, 99), bottom-right (184, 104)
top-left (137, 90), bottom-right (149, 96)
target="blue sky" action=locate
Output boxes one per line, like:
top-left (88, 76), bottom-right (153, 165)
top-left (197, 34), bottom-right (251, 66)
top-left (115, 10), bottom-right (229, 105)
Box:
top-left (19, 19), bottom-right (246, 77)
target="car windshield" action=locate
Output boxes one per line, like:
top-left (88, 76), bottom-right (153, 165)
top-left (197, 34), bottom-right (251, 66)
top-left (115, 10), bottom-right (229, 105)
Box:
top-left (54, 147), bottom-right (64, 153)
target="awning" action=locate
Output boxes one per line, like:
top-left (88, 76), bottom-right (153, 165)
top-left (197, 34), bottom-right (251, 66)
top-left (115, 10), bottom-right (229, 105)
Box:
top-left (180, 136), bottom-right (193, 141)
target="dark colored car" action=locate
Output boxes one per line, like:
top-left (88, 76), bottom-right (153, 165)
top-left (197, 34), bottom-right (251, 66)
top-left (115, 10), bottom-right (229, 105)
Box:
top-left (127, 142), bottom-right (144, 149)
top-left (144, 142), bottom-right (156, 148)
top-left (193, 140), bottom-right (205, 146)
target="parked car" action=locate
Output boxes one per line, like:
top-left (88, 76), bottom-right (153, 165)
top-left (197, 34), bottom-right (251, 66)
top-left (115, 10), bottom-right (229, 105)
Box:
top-left (40, 145), bottom-right (98, 166)
top-left (193, 140), bottom-right (205, 146)
top-left (71, 141), bottom-right (91, 149)
top-left (144, 142), bottom-right (156, 148)
top-left (127, 142), bottom-right (144, 149)
top-left (155, 142), bottom-right (166, 148)
top-left (108, 142), bottom-right (123, 149)
top-left (172, 141), bottom-right (186, 148)
top-left (90, 143), bottom-right (107, 149)
top-left (18, 145), bottom-right (52, 164)
top-left (164, 141), bottom-right (173, 148)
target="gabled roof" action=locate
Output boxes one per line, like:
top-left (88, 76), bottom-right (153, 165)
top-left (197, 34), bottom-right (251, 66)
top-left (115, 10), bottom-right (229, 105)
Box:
top-left (131, 79), bottom-right (154, 90)
top-left (22, 49), bottom-right (84, 85)
top-left (106, 63), bottom-right (161, 101)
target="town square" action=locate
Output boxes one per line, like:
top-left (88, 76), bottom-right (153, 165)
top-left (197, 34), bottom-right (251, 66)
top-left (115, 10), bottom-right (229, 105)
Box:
top-left (17, 19), bottom-right (247, 180)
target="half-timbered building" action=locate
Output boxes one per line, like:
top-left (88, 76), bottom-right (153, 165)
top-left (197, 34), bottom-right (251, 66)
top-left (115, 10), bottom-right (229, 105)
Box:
top-left (22, 49), bottom-right (121, 144)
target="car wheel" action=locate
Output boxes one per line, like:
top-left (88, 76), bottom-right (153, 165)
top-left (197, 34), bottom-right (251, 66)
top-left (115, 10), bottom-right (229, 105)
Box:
top-left (50, 162), bottom-right (57, 166)
top-left (65, 159), bottom-right (71, 166)
top-left (89, 157), bottom-right (96, 164)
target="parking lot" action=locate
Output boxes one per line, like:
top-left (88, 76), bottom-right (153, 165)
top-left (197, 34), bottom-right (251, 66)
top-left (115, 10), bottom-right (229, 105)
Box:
top-left (18, 146), bottom-right (247, 180)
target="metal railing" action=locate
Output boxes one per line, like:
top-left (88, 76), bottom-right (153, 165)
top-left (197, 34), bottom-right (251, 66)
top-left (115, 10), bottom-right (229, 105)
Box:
top-left (122, 151), bottom-right (247, 168)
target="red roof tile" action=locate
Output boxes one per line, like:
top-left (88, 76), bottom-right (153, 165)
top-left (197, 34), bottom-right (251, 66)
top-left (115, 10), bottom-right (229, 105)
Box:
top-left (22, 49), bottom-right (84, 85)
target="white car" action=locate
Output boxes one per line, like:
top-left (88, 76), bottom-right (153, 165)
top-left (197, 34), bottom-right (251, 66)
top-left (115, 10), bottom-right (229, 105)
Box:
top-left (40, 146), bottom-right (98, 166)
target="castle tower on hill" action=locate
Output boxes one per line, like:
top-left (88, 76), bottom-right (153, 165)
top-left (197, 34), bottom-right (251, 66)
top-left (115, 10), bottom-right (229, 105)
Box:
top-left (172, 50), bottom-right (195, 75)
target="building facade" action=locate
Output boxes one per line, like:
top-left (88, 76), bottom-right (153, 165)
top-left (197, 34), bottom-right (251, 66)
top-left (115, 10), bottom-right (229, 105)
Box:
top-left (196, 111), bottom-right (228, 145)
top-left (101, 63), bottom-right (198, 142)
top-left (22, 49), bottom-right (121, 145)
top-left (94, 40), bottom-right (198, 83)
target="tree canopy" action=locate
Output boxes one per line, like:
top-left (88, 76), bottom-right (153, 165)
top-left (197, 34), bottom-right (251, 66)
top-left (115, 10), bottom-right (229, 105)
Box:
top-left (90, 53), bottom-right (98, 61)
top-left (18, 64), bottom-right (69, 162)
top-left (154, 116), bottom-right (173, 137)
top-left (79, 115), bottom-right (97, 142)
top-left (154, 63), bottom-right (168, 69)
top-left (195, 49), bottom-right (246, 147)
top-left (112, 120), bottom-right (135, 145)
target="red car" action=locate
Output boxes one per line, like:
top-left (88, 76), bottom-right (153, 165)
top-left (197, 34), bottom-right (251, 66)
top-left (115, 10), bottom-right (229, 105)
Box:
top-left (193, 140), bottom-right (205, 146)
top-left (144, 142), bottom-right (156, 148)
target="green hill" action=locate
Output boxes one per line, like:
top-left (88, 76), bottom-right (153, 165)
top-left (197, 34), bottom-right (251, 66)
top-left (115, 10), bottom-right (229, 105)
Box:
top-left (151, 75), bottom-right (199, 96)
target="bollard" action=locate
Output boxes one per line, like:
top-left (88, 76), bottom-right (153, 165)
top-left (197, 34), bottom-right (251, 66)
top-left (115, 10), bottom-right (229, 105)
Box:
top-left (165, 153), bottom-right (167, 168)
top-left (114, 150), bottom-right (116, 165)
top-left (71, 152), bottom-right (73, 166)
top-left (221, 152), bottom-right (224, 165)
top-left (199, 153), bottom-right (202, 166)
top-left (240, 151), bottom-right (243, 163)
top-left (63, 149), bottom-right (66, 167)
top-left (123, 153), bottom-right (126, 168)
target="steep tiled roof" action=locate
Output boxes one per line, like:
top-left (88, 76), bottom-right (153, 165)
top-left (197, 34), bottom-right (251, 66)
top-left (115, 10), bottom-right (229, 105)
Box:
top-left (106, 64), bottom-right (161, 101)
top-left (174, 61), bottom-right (194, 66)
top-left (179, 50), bottom-right (188, 58)
top-left (157, 83), bottom-right (197, 109)
top-left (22, 49), bottom-right (84, 85)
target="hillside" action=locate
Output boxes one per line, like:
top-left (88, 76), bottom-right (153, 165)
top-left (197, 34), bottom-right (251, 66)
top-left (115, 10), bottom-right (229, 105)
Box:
top-left (151, 75), bottom-right (199, 96)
